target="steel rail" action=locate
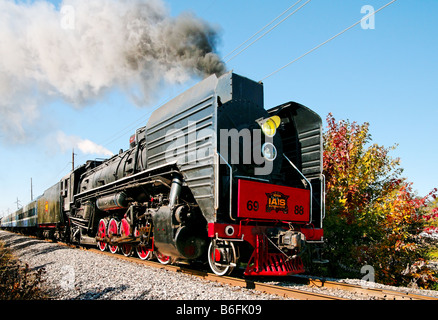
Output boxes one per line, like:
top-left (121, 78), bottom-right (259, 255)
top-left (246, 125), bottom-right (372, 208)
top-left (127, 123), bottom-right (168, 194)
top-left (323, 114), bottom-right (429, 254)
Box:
top-left (81, 246), bottom-right (346, 300)
top-left (290, 276), bottom-right (438, 301)
top-left (79, 246), bottom-right (438, 300)
top-left (3, 230), bottom-right (438, 301)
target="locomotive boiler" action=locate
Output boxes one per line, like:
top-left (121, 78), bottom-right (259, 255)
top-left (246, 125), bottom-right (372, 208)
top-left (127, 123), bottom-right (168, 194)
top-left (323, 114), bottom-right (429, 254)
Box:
top-left (1, 72), bottom-right (325, 276)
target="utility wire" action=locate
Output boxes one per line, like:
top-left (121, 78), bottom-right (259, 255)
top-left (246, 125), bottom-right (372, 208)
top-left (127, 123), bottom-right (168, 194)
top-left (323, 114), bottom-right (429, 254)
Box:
top-left (225, 0), bottom-right (312, 63)
top-left (223, 0), bottom-right (305, 60)
top-left (71, 1), bottom-right (310, 164)
top-left (68, 0), bottom-right (310, 177)
top-left (259, 0), bottom-right (398, 83)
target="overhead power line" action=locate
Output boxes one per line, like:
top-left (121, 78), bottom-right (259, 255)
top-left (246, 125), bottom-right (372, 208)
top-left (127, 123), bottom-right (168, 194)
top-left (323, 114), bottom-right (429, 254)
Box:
top-left (224, 0), bottom-right (305, 60)
top-left (225, 0), bottom-right (312, 63)
top-left (58, 1), bottom-right (311, 176)
top-left (259, 0), bottom-right (398, 83)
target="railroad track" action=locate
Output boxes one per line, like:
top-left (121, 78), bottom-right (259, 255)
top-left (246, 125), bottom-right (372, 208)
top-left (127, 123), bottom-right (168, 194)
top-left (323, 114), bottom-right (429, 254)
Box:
top-left (3, 230), bottom-right (438, 301)
top-left (79, 245), bottom-right (438, 300)
top-left (290, 276), bottom-right (438, 300)
top-left (83, 245), bottom-right (345, 300)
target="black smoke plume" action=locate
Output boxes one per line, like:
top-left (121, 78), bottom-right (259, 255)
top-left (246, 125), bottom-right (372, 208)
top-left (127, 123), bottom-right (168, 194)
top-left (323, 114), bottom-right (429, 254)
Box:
top-left (0, 0), bottom-right (226, 144)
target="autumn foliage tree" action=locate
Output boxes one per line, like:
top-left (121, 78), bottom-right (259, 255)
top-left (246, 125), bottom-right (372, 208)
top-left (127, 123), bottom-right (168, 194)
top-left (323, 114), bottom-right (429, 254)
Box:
top-left (322, 113), bottom-right (437, 288)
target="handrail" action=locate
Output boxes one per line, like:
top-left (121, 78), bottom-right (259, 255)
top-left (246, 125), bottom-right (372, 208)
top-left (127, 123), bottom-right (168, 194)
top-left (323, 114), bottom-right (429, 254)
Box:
top-left (217, 152), bottom-right (235, 221)
top-left (321, 173), bottom-right (326, 220)
top-left (283, 155), bottom-right (312, 224)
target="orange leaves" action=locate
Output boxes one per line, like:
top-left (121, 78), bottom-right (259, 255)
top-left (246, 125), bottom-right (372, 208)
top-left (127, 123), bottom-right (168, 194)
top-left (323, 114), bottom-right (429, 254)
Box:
top-left (323, 113), bottom-right (400, 223)
top-left (322, 114), bottom-right (438, 288)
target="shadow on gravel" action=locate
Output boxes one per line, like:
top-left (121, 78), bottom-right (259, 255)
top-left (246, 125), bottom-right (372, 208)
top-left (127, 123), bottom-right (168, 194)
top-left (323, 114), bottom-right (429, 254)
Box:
top-left (0, 232), bottom-right (18, 241)
top-left (72, 285), bottom-right (129, 300)
top-left (30, 245), bottom-right (70, 257)
top-left (7, 239), bottom-right (45, 251)
top-left (0, 233), bottom-right (45, 250)
top-left (0, 231), bottom-right (71, 259)
top-left (0, 233), bottom-right (35, 245)
top-left (31, 261), bottom-right (54, 272)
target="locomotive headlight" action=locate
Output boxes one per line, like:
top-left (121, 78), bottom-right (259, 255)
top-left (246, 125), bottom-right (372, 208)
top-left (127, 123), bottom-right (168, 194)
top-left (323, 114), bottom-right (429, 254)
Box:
top-left (262, 142), bottom-right (277, 161)
top-left (257, 115), bottom-right (281, 137)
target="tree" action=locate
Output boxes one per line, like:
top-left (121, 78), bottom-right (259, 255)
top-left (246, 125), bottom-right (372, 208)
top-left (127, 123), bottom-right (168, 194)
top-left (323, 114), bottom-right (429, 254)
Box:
top-left (322, 113), bottom-right (437, 288)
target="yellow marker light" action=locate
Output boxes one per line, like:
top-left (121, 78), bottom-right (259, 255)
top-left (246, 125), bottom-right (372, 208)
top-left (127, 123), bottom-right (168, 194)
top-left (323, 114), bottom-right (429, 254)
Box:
top-left (259, 115), bottom-right (281, 137)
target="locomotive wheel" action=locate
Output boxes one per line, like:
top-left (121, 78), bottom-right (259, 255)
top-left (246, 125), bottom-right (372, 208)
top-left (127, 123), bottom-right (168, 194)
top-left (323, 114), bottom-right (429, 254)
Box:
top-left (156, 251), bottom-right (171, 265)
top-left (134, 227), bottom-right (152, 260)
top-left (97, 219), bottom-right (107, 252)
top-left (137, 245), bottom-right (152, 260)
top-left (108, 218), bottom-right (119, 254)
top-left (119, 218), bottom-right (132, 257)
top-left (207, 240), bottom-right (237, 276)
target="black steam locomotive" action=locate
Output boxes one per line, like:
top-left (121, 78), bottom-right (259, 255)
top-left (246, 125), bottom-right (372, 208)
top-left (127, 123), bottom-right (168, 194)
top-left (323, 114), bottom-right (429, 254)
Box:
top-left (1, 72), bottom-right (325, 276)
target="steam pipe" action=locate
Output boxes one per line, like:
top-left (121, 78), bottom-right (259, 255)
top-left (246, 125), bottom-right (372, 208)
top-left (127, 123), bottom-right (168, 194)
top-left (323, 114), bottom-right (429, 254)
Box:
top-left (169, 174), bottom-right (183, 209)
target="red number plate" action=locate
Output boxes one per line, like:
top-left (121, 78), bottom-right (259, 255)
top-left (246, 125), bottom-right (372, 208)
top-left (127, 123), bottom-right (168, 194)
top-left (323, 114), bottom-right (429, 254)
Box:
top-left (237, 179), bottom-right (310, 222)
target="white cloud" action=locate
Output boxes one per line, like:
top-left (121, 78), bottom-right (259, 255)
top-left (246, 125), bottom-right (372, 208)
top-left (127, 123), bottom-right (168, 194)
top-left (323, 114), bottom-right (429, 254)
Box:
top-left (56, 131), bottom-right (113, 157)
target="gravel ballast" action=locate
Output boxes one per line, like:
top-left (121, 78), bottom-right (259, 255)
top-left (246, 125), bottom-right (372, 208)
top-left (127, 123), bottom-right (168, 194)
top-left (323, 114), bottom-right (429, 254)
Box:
top-left (0, 230), bottom-right (283, 300)
top-left (1, 230), bottom-right (438, 301)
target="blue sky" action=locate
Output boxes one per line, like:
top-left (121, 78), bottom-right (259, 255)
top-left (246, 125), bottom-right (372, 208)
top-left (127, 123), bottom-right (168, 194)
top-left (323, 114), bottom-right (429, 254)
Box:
top-left (1, 0), bottom-right (437, 216)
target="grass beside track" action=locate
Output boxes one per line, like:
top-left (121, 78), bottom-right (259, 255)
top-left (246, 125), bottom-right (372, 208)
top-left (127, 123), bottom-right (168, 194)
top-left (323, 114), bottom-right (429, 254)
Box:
top-left (0, 238), bottom-right (49, 300)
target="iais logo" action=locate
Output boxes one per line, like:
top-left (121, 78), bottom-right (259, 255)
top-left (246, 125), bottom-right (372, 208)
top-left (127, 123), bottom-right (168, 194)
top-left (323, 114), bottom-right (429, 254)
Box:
top-left (265, 191), bottom-right (289, 214)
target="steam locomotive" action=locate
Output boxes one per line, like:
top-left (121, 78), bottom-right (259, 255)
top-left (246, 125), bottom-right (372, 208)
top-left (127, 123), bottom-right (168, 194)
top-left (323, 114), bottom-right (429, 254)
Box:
top-left (1, 72), bottom-right (325, 276)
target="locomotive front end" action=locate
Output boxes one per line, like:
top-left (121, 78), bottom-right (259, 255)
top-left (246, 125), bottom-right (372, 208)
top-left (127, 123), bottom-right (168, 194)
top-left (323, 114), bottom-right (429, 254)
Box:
top-left (208, 72), bottom-right (325, 276)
